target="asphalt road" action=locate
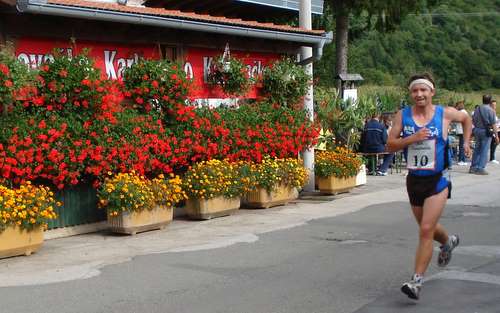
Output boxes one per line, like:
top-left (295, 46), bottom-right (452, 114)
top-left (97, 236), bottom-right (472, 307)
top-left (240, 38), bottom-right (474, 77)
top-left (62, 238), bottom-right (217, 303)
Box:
top-left (1, 166), bottom-right (499, 313)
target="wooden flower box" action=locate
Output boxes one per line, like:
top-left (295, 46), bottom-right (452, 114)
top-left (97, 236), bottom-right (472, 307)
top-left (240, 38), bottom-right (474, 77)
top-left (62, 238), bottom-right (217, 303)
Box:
top-left (0, 226), bottom-right (44, 259)
top-left (184, 196), bottom-right (240, 220)
top-left (107, 205), bottom-right (173, 235)
top-left (243, 184), bottom-right (298, 209)
top-left (317, 175), bottom-right (356, 195)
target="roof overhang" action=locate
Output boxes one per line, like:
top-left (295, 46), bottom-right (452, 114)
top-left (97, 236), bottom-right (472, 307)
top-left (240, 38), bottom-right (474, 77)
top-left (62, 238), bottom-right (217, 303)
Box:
top-left (16, 0), bottom-right (332, 50)
top-left (144, 0), bottom-right (324, 17)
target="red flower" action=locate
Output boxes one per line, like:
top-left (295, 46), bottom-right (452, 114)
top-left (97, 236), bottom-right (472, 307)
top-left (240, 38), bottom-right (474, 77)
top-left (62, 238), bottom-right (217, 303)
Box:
top-left (33, 96), bottom-right (45, 106)
top-left (0, 63), bottom-right (9, 75)
top-left (48, 81), bottom-right (59, 92)
top-left (4, 80), bottom-right (13, 88)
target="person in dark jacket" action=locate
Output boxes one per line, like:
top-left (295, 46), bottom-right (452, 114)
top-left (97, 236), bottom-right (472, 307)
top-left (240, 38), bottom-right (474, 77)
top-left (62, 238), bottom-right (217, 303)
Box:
top-left (377, 114), bottom-right (395, 176)
top-left (361, 114), bottom-right (387, 174)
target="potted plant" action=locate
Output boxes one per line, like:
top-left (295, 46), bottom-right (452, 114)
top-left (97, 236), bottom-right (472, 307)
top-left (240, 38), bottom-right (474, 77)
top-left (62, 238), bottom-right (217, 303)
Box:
top-left (243, 157), bottom-right (306, 209)
top-left (315, 148), bottom-right (362, 194)
top-left (207, 55), bottom-right (250, 96)
top-left (261, 58), bottom-right (310, 107)
top-left (0, 182), bottom-right (59, 258)
top-left (182, 159), bottom-right (245, 220)
top-left (98, 172), bottom-right (185, 235)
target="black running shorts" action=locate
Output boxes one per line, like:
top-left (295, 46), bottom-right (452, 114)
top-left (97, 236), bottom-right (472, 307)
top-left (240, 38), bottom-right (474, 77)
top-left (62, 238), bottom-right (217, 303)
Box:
top-left (406, 172), bottom-right (452, 207)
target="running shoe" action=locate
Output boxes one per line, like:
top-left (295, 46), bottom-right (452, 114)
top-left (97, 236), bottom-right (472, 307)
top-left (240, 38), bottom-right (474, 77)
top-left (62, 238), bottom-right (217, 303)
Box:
top-left (438, 235), bottom-right (459, 267)
top-left (401, 275), bottom-right (422, 300)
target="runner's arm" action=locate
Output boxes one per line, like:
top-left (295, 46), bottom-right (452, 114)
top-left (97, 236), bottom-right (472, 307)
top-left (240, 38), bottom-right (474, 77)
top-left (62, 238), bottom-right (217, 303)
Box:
top-left (445, 106), bottom-right (473, 155)
top-left (386, 110), bottom-right (426, 152)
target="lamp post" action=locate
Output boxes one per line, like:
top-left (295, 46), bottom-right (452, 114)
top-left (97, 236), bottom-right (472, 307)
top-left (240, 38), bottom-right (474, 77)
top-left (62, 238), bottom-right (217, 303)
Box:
top-left (300, 0), bottom-right (315, 192)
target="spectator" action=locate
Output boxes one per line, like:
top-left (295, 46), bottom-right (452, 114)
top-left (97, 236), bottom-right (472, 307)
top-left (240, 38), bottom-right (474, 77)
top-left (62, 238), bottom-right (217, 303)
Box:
top-left (453, 101), bottom-right (469, 165)
top-left (489, 99), bottom-right (499, 164)
top-left (361, 114), bottom-right (387, 174)
top-left (469, 95), bottom-right (499, 175)
top-left (377, 114), bottom-right (395, 176)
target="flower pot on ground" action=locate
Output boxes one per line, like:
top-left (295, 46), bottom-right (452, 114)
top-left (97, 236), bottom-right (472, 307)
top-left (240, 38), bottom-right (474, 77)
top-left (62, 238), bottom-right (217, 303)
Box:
top-left (244, 184), bottom-right (298, 209)
top-left (182, 159), bottom-right (247, 220)
top-left (184, 196), bottom-right (241, 220)
top-left (0, 182), bottom-right (59, 259)
top-left (315, 148), bottom-right (362, 195)
top-left (98, 172), bottom-right (186, 235)
top-left (107, 205), bottom-right (173, 235)
top-left (317, 175), bottom-right (356, 195)
top-left (0, 225), bottom-right (44, 258)
top-left (355, 164), bottom-right (367, 186)
top-left (242, 157), bottom-right (307, 209)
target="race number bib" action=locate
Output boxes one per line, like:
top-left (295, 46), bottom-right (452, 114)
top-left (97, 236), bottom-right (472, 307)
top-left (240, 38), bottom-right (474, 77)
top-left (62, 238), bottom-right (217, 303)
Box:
top-left (407, 139), bottom-right (436, 170)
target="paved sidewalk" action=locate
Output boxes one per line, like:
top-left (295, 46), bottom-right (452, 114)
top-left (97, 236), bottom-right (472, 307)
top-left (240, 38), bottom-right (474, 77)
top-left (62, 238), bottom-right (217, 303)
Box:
top-left (1, 162), bottom-right (498, 287)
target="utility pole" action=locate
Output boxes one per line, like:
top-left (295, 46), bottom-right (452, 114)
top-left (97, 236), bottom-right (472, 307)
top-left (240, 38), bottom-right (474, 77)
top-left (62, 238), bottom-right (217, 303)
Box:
top-left (300, 0), bottom-right (315, 192)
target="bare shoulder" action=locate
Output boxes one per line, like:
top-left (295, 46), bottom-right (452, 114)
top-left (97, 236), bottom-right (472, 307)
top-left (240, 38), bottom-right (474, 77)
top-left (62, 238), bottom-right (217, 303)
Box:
top-left (443, 105), bottom-right (461, 121)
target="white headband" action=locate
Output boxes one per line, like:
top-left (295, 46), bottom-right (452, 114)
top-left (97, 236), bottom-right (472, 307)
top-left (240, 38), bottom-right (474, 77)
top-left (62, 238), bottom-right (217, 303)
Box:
top-left (408, 78), bottom-right (435, 91)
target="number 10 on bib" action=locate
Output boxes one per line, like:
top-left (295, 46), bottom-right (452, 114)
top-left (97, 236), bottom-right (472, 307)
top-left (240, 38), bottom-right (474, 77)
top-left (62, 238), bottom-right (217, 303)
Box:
top-left (407, 139), bottom-right (436, 170)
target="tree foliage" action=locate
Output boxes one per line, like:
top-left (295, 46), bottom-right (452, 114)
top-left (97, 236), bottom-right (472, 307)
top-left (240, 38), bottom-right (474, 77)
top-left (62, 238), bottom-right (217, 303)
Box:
top-left (316, 0), bottom-right (500, 91)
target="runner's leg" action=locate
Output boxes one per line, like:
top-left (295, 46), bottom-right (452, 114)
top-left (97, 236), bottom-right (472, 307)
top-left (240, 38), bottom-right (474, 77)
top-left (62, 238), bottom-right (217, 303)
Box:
top-left (411, 206), bottom-right (448, 245)
top-left (414, 188), bottom-right (448, 274)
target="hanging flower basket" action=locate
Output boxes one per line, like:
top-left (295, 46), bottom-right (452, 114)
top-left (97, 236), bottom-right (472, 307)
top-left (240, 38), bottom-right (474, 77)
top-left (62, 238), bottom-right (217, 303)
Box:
top-left (207, 55), bottom-right (250, 96)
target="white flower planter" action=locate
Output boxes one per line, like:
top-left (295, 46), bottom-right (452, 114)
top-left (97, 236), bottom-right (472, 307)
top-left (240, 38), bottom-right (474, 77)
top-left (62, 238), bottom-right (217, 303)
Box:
top-left (355, 164), bottom-right (367, 186)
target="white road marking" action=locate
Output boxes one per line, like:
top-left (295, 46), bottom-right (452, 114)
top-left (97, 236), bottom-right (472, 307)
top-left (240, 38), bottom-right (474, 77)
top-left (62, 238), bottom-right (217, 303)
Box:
top-left (428, 270), bottom-right (500, 286)
top-left (462, 212), bottom-right (490, 217)
top-left (427, 245), bottom-right (500, 286)
top-left (454, 245), bottom-right (500, 258)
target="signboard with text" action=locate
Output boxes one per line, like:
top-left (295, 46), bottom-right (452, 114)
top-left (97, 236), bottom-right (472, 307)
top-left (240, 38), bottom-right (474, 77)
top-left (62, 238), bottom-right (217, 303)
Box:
top-left (15, 37), bottom-right (160, 80)
top-left (15, 38), bottom-right (281, 99)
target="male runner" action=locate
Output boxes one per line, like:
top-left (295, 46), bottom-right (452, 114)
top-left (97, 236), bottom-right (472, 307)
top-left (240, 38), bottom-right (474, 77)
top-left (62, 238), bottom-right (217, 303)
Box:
top-left (387, 73), bottom-right (472, 300)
